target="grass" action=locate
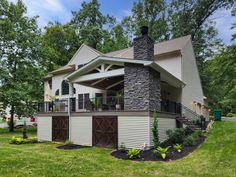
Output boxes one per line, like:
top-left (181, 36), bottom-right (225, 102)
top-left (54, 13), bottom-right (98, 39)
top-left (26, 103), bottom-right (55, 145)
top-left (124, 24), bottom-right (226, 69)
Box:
top-left (0, 121), bottom-right (236, 177)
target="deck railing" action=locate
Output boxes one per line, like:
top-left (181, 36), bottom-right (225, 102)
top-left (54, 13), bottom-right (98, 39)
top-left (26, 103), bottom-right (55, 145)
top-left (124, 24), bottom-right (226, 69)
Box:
top-left (38, 97), bottom-right (181, 114)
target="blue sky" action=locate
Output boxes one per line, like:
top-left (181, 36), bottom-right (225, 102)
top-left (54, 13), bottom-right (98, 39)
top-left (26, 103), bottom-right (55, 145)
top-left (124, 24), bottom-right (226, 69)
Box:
top-left (8, 0), bottom-right (236, 45)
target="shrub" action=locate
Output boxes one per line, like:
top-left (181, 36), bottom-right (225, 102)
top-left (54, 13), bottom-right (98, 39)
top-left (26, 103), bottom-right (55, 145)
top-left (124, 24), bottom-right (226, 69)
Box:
top-left (128, 149), bottom-right (141, 159)
top-left (183, 135), bottom-right (195, 146)
top-left (119, 142), bottom-right (126, 152)
top-left (65, 140), bottom-right (73, 145)
top-left (10, 136), bottom-right (26, 144)
top-left (153, 146), bottom-right (171, 159)
top-left (166, 128), bottom-right (185, 144)
top-left (184, 126), bottom-right (194, 136)
top-left (173, 144), bottom-right (182, 152)
top-left (152, 112), bottom-right (159, 148)
top-left (226, 113), bottom-right (234, 117)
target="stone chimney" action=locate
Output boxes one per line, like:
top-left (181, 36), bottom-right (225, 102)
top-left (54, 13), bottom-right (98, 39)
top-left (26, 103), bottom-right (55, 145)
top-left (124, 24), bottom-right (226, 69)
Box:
top-left (124, 26), bottom-right (161, 111)
top-left (133, 26), bottom-right (154, 61)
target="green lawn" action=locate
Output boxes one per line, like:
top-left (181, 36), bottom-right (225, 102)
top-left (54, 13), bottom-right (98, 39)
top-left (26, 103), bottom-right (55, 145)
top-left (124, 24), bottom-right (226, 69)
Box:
top-left (0, 121), bottom-right (236, 177)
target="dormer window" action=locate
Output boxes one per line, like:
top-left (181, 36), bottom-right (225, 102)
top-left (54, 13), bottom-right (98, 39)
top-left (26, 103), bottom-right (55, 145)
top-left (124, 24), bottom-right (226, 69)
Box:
top-left (61, 80), bottom-right (69, 95)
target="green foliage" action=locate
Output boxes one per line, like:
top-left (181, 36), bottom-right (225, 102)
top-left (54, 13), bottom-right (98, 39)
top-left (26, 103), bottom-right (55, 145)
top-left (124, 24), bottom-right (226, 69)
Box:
top-left (166, 128), bottom-right (185, 144)
top-left (173, 144), bottom-right (182, 153)
top-left (184, 126), bottom-right (194, 136)
top-left (119, 142), bottom-right (126, 152)
top-left (153, 146), bottom-right (171, 159)
top-left (183, 135), bottom-right (195, 146)
top-left (65, 140), bottom-right (73, 145)
top-left (152, 112), bottom-right (160, 148)
top-left (10, 136), bottom-right (38, 144)
top-left (203, 45), bottom-right (236, 114)
top-left (22, 120), bottom-right (28, 139)
top-left (226, 113), bottom-right (235, 117)
top-left (128, 149), bottom-right (141, 159)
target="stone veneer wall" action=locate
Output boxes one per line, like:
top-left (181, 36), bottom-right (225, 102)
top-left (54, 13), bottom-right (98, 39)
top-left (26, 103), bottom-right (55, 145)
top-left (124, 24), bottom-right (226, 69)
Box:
top-left (134, 35), bottom-right (154, 61)
top-left (124, 63), bottom-right (161, 111)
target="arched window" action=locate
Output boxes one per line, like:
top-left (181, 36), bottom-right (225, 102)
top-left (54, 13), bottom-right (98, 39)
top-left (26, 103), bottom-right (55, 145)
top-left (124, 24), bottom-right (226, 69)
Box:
top-left (61, 80), bottom-right (69, 95)
top-left (55, 89), bottom-right (59, 96)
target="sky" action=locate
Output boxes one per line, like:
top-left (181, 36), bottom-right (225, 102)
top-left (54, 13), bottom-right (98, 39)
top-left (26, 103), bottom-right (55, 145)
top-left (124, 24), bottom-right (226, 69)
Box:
top-left (8, 0), bottom-right (236, 45)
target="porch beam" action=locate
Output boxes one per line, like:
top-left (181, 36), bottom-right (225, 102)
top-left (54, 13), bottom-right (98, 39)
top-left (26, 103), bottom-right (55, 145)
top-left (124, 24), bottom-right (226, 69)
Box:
top-left (105, 64), bottom-right (113, 71)
top-left (106, 80), bottom-right (124, 90)
top-left (91, 78), bottom-right (106, 86)
top-left (72, 68), bottom-right (124, 83)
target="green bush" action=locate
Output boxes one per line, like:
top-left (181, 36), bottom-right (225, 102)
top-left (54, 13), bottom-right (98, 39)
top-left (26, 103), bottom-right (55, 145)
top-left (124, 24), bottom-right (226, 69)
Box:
top-left (184, 126), bottom-right (194, 136)
top-left (173, 144), bottom-right (182, 152)
top-left (65, 140), bottom-right (73, 145)
top-left (226, 113), bottom-right (234, 117)
top-left (183, 135), bottom-right (195, 146)
top-left (10, 136), bottom-right (38, 144)
top-left (119, 142), bottom-right (126, 152)
top-left (128, 149), bottom-right (141, 159)
top-left (153, 146), bottom-right (171, 159)
top-left (166, 128), bottom-right (185, 144)
top-left (152, 112), bottom-right (160, 148)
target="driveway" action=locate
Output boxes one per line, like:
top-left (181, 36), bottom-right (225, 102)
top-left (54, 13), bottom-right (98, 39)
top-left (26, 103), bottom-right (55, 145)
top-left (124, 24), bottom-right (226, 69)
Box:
top-left (0, 121), bottom-right (35, 129)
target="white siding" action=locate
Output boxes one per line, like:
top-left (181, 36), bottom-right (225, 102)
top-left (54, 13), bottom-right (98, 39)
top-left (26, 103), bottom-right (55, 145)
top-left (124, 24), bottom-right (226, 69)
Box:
top-left (149, 116), bottom-right (176, 146)
top-left (181, 40), bottom-right (204, 108)
top-left (37, 116), bottom-right (52, 141)
top-left (71, 116), bottom-right (92, 146)
top-left (118, 116), bottom-right (149, 149)
top-left (156, 53), bottom-right (182, 80)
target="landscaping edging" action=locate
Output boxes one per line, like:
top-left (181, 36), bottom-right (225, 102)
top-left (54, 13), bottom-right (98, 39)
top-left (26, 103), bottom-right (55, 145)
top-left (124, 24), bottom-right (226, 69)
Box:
top-left (111, 136), bottom-right (206, 161)
top-left (56, 144), bottom-right (91, 150)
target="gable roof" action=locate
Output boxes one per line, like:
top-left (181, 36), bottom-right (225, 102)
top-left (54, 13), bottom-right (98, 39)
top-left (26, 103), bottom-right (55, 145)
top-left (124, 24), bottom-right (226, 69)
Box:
top-left (68, 43), bottom-right (103, 64)
top-left (105, 35), bottom-right (191, 58)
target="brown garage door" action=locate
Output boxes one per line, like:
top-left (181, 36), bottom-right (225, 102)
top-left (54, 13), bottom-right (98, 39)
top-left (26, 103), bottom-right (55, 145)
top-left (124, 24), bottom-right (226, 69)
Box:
top-left (52, 116), bottom-right (69, 142)
top-left (93, 116), bottom-right (118, 148)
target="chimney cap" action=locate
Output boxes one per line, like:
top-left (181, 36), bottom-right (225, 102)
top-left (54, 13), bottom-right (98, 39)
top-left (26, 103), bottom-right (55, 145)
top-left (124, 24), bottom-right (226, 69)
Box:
top-left (140, 26), bottom-right (148, 35)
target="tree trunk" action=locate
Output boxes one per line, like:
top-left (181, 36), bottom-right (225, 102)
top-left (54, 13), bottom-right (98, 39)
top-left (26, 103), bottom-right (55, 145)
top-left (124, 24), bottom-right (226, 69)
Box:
top-left (9, 105), bottom-right (15, 132)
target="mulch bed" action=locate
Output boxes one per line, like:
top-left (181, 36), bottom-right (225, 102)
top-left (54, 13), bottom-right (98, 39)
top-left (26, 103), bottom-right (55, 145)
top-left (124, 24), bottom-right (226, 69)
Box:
top-left (56, 144), bottom-right (91, 150)
top-left (111, 136), bottom-right (206, 161)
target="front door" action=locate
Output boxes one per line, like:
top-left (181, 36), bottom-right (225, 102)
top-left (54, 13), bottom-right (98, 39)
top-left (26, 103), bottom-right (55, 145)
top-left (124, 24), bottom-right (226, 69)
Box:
top-left (93, 116), bottom-right (118, 148)
top-left (52, 116), bottom-right (69, 142)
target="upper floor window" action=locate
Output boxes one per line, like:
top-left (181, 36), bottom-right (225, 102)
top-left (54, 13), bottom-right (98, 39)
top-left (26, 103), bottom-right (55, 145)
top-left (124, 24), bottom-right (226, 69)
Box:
top-left (61, 80), bottom-right (69, 95)
top-left (55, 89), bottom-right (59, 96)
top-left (48, 80), bottom-right (52, 90)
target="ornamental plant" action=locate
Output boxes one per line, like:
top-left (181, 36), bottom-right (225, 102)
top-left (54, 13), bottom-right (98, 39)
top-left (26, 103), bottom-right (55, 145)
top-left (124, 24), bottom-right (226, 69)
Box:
top-left (153, 146), bottom-right (171, 159)
top-left (152, 112), bottom-right (160, 148)
top-left (128, 149), bottom-right (141, 159)
top-left (173, 144), bottom-right (182, 152)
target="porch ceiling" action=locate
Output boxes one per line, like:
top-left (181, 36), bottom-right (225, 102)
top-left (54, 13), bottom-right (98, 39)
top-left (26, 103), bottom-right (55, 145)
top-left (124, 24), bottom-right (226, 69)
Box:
top-left (65, 56), bottom-right (185, 89)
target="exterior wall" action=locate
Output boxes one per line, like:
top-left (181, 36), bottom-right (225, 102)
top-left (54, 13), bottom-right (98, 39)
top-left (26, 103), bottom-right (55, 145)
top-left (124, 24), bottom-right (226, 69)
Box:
top-left (181, 40), bottom-right (205, 110)
top-left (37, 116), bottom-right (52, 141)
top-left (155, 53), bottom-right (182, 80)
top-left (71, 116), bottom-right (92, 146)
top-left (68, 44), bottom-right (100, 69)
top-left (118, 115), bottom-right (150, 149)
top-left (124, 63), bottom-right (161, 111)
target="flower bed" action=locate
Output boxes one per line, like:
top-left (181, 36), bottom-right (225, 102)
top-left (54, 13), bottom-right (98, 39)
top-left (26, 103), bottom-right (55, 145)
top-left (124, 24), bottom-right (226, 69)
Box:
top-left (111, 136), bottom-right (205, 161)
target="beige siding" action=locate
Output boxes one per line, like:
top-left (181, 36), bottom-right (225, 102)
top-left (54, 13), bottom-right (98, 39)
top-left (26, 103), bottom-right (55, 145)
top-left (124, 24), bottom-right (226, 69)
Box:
top-left (71, 116), bottom-right (92, 146)
top-left (181, 40), bottom-right (204, 109)
top-left (37, 116), bottom-right (52, 141)
top-left (149, 114), bottom-right (176, 146)
top-left (118, 116), bottom-right (149, 149)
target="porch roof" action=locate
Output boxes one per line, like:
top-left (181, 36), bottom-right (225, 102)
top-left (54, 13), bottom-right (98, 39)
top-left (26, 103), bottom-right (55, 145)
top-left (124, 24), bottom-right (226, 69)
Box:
top-left (65, 56), bottom-right (185, 89)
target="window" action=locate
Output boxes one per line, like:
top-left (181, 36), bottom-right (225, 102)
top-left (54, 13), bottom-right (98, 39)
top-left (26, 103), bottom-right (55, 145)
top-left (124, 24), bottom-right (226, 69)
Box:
top-left (61, 80), bottom-right (69, 95)
top-left (55, 89), bottom-right (59, 96)
top-left (48, 80), bottom-right (52, 90)
top-left (78, 93), bottom-right (90, 109)
top-left (73, 88), bottom-right (76, 94)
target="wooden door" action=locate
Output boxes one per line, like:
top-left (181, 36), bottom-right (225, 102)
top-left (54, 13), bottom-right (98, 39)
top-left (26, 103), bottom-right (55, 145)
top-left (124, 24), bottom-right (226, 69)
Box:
top-left (93, 116), bottom-right (118, 148)
top-left (52, 116), bottom-right (69, 142)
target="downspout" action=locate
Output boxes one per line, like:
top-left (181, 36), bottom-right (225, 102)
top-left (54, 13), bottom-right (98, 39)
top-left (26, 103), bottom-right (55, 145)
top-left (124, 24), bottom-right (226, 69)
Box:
top-left (68, 81), bottom-right (74, 141)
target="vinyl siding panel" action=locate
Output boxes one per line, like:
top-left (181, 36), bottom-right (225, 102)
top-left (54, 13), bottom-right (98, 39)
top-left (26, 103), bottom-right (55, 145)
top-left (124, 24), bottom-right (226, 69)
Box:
top-left (37, 116), bottom-right (52, 141)
top-left (118, 116), bottom-right (149, 149)
top-left (71, 116), bottom-right (92, 146)
top-left (149, 115), bottom-right (176, 146)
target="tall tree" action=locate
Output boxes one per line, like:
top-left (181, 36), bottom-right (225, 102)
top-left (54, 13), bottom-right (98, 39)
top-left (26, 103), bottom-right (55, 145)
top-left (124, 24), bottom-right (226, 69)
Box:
top-left (0, 0), bottom-right (44, 131)
top-left (231, 7), bottom-right (236, 41)
top-left (70, 0), bottom-right (115, 50)
top-left (203, 45), bottom-right (236, 114)
top-left (42, 23), bottom-right (80, 71)
top-left (121, 0), bottom-right (169, 42)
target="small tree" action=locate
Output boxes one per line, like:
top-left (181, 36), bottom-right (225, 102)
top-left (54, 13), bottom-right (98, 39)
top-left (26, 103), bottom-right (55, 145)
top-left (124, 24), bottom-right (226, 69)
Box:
top-left (152, 112), bottom-right (160, 148)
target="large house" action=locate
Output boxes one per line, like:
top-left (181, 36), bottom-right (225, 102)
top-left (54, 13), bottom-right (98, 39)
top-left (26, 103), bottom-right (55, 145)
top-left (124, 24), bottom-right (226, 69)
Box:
top-left (37, 26), bottom-right (209, 149)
